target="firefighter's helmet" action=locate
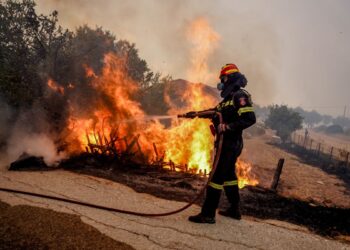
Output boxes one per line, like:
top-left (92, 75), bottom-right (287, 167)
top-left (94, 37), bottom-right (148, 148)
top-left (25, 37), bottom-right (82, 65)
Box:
top-left (219, 64), bottom-right (239, 79)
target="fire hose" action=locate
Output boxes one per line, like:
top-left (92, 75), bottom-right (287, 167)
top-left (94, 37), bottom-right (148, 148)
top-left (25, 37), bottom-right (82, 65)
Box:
top-left (0, 111), bottom-right (222, 217)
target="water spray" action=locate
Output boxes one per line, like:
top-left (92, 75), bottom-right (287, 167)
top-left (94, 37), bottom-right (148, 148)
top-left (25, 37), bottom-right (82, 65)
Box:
top-left (119, 115), bottom-right (178, 124)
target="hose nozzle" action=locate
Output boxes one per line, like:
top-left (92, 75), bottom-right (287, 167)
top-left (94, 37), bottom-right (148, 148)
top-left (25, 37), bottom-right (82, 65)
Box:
top-left (177, 112), bottom-right (197, 119)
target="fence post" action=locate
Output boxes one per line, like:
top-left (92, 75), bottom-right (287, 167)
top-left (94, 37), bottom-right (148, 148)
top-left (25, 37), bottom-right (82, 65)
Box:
top-left (317, 143), bottom-right (321, 157)
top-left (309, 139), bottom-right (313, 151)
top-left (329, 147), bottom-right (334, 161)
top-left (271, 159), bottom-right (285, 191)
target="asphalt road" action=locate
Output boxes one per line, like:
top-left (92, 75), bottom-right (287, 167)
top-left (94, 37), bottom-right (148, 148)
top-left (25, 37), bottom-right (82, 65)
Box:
top-left (0, 170), bottom-right (349, 250)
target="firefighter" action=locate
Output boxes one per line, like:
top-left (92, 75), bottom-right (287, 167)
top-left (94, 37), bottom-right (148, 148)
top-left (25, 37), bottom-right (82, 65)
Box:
top-left (188, 63), bottom-right (256, 223)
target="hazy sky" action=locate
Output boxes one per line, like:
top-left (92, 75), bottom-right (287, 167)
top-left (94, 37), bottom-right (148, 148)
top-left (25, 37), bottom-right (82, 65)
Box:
top-left (36, 0), bottom-right (350, 117)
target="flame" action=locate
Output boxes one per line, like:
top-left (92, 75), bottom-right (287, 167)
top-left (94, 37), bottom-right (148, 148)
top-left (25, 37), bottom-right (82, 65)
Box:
top-left (47, 79), bottom-right (64, 94)
top-left (236, 159), bottom-right (259, 189)
top-left (186, 17), bottom-right (220, 84)
top-left (65, 53), bottom-right (167, 160)
top-left (161, 18), bottom-right (220, 174)
top-left (59, 18), bottom-right (258, 188)
top-left (164, 83), bottom-right (216, 174)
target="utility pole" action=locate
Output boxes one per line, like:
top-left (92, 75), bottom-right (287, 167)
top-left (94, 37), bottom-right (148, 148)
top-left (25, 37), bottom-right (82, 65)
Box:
top-left (344, 105), bottom-right (347, 118)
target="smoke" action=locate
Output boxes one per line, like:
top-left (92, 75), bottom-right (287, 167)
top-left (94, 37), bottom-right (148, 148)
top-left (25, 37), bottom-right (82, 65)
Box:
top-left (35, 0), bottom-right (281, 106)
top-left (6, 132), bottom-right (65, 167)
top-left (0, 97), bottom-right (66, 169)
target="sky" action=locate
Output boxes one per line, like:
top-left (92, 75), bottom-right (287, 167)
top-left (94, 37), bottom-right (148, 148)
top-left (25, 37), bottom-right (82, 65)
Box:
top-left (35, 0), bottom-right (350, 117)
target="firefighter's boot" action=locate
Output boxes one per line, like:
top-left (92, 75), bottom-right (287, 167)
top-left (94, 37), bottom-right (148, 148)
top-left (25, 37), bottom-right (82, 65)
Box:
top-left (188, 186), bottom-right (221, 224)
top-left (188, 213), bottom-right (216, 224)
top-left (219, 185), bottom-right (241, 220)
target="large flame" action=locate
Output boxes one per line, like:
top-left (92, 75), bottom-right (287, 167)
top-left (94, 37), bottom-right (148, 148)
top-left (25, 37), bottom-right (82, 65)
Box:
top-left (164, 82), bottom-right (217, 174)
top-left (59, 18), bottom-right (258, 189)
top-left (65, 54), bottom-right (167, 159)
top-left (186, 17), bottom-right (220, 84)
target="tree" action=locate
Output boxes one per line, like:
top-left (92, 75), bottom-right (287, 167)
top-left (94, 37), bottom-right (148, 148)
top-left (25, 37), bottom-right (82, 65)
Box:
top-left (115, 40), bottom-right (151, 88)
top-left (333, 116), bottom-right (350, 129)
top-left (265, 105), bottom-right (303, 143)
top-left (293, 107), bottom-right (322, 127)
top-left (0, 0), bottom-right (72, 107)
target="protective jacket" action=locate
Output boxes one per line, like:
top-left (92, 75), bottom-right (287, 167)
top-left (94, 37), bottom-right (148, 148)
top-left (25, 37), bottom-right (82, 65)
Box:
top-left (201, 88), bottom-right (256, 218)
top-left (214, 88), bottom-right (256, 140)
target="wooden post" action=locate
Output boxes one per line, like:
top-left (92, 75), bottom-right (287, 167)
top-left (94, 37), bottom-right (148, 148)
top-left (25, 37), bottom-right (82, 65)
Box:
top-left (153, 143), bottom-right (159, 161)
top-left (123, 137), bottom-right (128, 148)
top-left (329, 147), bottom-right (334, 161)
top-left (271, 158), bottom-right (285, 191)
top-left (169, 160), bottom-right (174, 171)
top-left (136, 138), bottom-right (144, 158)
top-left (317, 143), bottom-right (321, 157)
top-left (98, 132), bottom-right (103, 146)
top-left (309, 139), bottom-right (313, 151)
top-left (86, 131), bottom-right (93, 153)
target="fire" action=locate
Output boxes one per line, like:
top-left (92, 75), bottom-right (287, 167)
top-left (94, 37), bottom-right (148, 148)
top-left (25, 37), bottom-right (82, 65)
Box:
top-left (47, 79), bottom-right (64, 94)
top-left (65, 53), bottom-right (166, 159)
top-left (57, 17), bottom-right (258, 189)
top-left (161, 18), bottom-right (220, 173)
top-left (236, 159), bottom-right (259, 189)
top-left (164, 83), bottom-right (216, 174)
top-left (186, 17), bottom-right (220, 84)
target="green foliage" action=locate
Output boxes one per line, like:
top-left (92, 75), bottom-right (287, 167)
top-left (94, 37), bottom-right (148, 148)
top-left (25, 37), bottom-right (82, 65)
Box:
top-left (345, 128), bottom-right (350, 136)
top-left (0, 0), bottom-right (72, 107)
top-left (333, 116), bottom-right (350, 129)
top-left (0, 0), bottom-right (164, 112)
top-left (293, 107), bottom-right (322, 127)
top-left (265, 105), bottom-right (303, 142)
top-left (325, 124), bottom-right (344, 134)
top-left (115, 40), bottom-right (150, 86)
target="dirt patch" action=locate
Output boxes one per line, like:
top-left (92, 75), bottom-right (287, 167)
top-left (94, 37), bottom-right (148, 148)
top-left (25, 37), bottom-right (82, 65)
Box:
top-left (0, 200), bottom-right (134, 250)
top-left (241, 134), bottom-right (350, 208)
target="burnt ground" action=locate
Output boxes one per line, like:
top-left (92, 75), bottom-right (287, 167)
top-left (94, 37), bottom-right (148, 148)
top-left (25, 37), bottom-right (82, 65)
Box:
top-left (0, 200), bottom-right (134, 250)
top-left (57, 154), bottom-right (350, 242)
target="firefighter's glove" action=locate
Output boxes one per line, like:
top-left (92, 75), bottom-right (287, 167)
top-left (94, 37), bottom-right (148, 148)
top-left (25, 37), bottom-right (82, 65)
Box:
top-left (218, 123), bottom-right (229, 134)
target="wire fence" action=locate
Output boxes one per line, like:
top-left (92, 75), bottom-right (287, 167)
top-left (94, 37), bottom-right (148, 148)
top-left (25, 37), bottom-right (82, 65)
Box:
top-left (291, 132), bottom-right (350, 168)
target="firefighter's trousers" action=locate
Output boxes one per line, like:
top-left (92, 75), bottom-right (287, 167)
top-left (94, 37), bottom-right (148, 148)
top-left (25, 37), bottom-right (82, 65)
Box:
top-left (201, 138), bottom-right (243, 218)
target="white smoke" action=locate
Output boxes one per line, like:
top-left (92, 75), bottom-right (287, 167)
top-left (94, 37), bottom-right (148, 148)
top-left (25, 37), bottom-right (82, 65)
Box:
top-left (0, 97), bottom-right (65, 170)
top-left (6, 132), bottom-right (65, 167)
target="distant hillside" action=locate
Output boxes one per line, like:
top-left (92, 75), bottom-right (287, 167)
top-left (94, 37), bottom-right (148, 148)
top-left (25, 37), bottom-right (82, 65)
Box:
top-left (140, 79), bottom-right (220, 115)
top-left (164, 79), bottom-right (220, 109)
